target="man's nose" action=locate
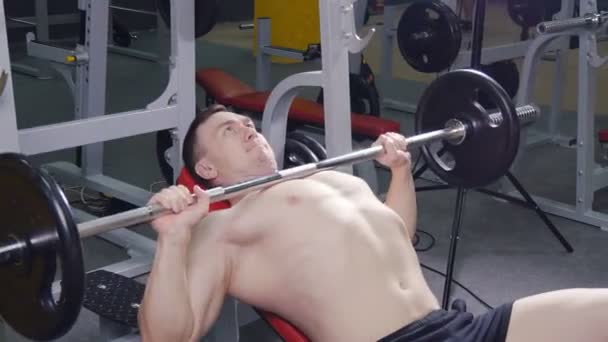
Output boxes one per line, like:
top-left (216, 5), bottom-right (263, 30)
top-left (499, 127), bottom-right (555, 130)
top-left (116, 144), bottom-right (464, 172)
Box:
top-left (242, 126), bottom-right (255, 141)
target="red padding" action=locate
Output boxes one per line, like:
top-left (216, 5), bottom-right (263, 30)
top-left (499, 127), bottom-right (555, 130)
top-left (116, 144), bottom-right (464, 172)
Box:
top-left (196, 68), bottom-right (257, 103)
top-left (229, 92), bottom-right (399, 138)
top-left (258, 311), bottom-right (309, 342)
top-left (176, 168), bottom-right (311, 342)
top-left (196, 68), bottom-right (401, 138)
top-left (176, 169), bottom-right (231, 211)
top-left (599, 129), bottom-right (608, 143)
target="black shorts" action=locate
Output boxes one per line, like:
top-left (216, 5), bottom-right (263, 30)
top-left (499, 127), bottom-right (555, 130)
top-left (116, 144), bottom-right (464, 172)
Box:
top-left (378, 303), bottom-right (513, 342)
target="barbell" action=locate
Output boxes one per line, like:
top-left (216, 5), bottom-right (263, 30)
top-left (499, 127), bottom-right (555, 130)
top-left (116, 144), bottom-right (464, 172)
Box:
top-left (0, 69), bottom-right (539, 341)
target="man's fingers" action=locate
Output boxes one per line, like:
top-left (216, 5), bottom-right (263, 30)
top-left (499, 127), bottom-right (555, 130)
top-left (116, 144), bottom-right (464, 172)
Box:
top-left (387, 132), bottom-right (407, 150)
top-left (375, 135), bottom-right (389, 149)
top-left (176, 185), bottom-right (194, 206)
top-left (386, 138), bottom-right (399, 158)
top-left (193, 185), bottom-right (210, 209)
top-left (156, 193), bottom-right (179, 213)
top-left (157, 187), bottom-right (185, 213)
top-left (179, 186), bottom-right (209, 219)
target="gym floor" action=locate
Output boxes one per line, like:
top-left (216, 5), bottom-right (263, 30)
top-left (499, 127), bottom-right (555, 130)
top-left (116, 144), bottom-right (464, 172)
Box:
top-left (5, 1), bottom-right (608, 341)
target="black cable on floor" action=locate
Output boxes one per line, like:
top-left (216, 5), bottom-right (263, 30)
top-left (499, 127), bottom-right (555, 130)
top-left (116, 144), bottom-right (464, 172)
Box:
top-left (413, 230), bottom-right (435, 252)
top-left (420, 263), bottom-right (494, 310)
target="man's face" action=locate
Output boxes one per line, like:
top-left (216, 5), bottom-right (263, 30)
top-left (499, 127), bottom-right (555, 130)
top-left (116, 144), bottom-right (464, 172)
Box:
top-left (194, 111), bottom-right (278, 186)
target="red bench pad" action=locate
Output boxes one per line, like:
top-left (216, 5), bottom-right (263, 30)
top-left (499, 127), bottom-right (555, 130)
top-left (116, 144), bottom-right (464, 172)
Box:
top-left (196, 68), bottom-right (400, 138)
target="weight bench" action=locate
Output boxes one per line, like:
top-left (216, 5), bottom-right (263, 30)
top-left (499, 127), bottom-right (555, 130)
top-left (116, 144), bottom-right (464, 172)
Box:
top-left (196, 68), bottom-right (401, 191)
top-left (197, 68), bottom-right (399, 138)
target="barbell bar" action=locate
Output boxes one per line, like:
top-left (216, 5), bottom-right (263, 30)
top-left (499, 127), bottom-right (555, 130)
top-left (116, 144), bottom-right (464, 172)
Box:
top-left (537, 11), bottom-right (608, 34)
top-left (0, 104), bottom-right (538, 263)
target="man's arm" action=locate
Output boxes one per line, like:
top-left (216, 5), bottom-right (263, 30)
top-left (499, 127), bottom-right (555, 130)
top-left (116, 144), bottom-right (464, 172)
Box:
top-left (138, 185), bottom-right (230, 342)
top-left (373, 132), bottom-right (417, 240)
top-left (186, 226), bottom-right (233, 340)
top-left (384, 166), bottom-right (417, 240)
top-left (138, 224), bottom-right (232, 342)
top-left (138, 234), bottom-right (195, 342)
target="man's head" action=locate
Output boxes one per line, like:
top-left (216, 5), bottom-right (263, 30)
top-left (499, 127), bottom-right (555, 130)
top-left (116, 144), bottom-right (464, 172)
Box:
top-left (182, 105), bottom-right (278, 189)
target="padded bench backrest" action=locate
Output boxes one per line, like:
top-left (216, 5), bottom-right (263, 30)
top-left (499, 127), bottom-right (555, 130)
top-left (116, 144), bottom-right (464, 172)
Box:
top-left (196, 68), bottom-right (257, 103)
top-left (195, 68), bottom-right (401, 139)
top-left (176, 168), bottom-right (311, 342)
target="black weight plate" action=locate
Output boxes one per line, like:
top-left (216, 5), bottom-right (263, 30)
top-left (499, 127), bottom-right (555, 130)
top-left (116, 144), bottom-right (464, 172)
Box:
top-left (507, 0), bottom-right (545, 28)
top-left (112, 15), bottom-right (132, 47)
top-left (397, 0), bottom-right (462, 73)
top-left (284, 138), bottom-right (320, 169)
top-left (158, 0), bottom-right (219, 38)
top-left (156, 130), bottom-right (175, 185)
top-left (479, 60), bottom-right (520, 109)
top-left (415, 69), bottom-right (519, 188)
top-left (350, 73), bottom-right (381, 116)
top-left (112, 32), bottom-right (132, 48)
top-left (0, 153), bottom-right (84, 341)
top-left (316, 73), bottom-right (381, 117)
top-left (287, 132), bottom-right (328, 160)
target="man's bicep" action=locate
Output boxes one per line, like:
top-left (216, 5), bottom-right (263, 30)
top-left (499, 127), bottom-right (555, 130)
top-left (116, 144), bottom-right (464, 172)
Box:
top-left (187, 232), bottom-right (232, 339)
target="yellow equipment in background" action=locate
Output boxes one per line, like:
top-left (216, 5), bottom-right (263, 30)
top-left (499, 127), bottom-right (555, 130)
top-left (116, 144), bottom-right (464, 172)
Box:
top-left (254, 0), bottom-right (320, 63)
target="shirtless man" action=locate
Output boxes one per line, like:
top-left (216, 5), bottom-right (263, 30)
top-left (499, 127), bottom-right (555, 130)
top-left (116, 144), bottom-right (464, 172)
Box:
top-left (138, 104), bottom-right (608, 342)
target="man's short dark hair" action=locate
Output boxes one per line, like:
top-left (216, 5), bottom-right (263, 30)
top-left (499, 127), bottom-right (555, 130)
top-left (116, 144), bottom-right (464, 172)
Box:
top-left (182, 104), bottom-right (227, 189)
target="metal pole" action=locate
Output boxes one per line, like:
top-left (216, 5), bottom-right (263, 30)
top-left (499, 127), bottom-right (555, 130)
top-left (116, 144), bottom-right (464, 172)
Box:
top-left (442, 186), bottom-right (467, 309)
top-left (109, 5), bottom-right (157, 16)
top-left (470, 0), bottom-right (486, 69)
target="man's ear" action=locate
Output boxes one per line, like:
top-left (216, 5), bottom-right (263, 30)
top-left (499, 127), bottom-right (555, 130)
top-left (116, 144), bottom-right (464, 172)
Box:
top-left (195, 157), bottom-right (218, 181)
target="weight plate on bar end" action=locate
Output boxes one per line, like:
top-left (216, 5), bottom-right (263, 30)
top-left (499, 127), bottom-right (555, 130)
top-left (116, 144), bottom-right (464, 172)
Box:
top-left (0, 153), bottom-right (84, 341)
top-left (397, 0), bottom-right (462, 73)
top-left (415, 69), bottom-right (519, 188)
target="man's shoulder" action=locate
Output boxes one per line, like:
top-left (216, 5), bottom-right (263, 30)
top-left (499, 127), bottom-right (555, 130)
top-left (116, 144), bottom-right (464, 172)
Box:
top-left (191, 209), bottom-right (234, 242)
